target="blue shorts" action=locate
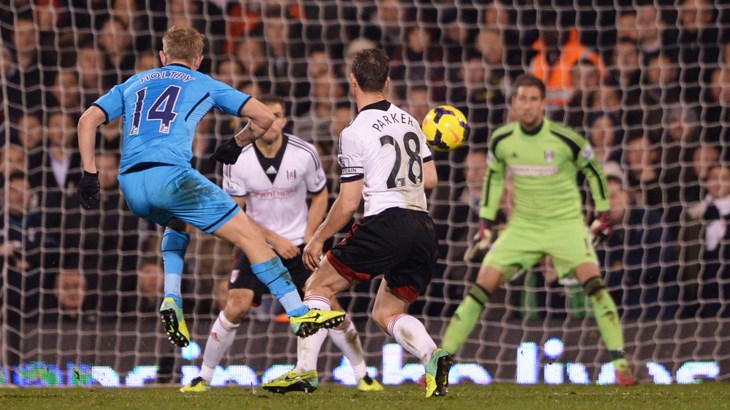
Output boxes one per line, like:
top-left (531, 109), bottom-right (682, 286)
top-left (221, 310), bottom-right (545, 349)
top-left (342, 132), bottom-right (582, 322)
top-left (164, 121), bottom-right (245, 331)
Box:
top-left (118, 164), bottom-right (239, 233)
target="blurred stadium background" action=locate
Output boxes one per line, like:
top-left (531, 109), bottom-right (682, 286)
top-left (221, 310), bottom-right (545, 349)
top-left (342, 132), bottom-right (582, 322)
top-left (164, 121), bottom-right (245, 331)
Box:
top-left (0, 0), bottom-right (729, 388)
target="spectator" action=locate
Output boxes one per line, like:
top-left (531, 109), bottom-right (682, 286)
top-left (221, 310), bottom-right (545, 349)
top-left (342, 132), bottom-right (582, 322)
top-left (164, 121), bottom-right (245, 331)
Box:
top-left (14, 113), bottom-right (44, 171)
top-left (50, 268), bottom-right (94, 322)
top-left (29, 111), bottom-right (82, 248)
top-left (691, 164), bottom-right (730, 317)
top-left (261, 6), bottom-right (307, 105)
top-left (528, 10), bottom-right (604, 110)
top-left (599, 174), bottom-right (680, 319)
top-left (75, 44), bottom-right (104, 103)
top-left (633, 53), bottom-right (678, 135)
top-left (405, 85), bottom-right (431, 124)
top-left (0, 171), bottom-right (59, 368)
top-left (214, 58), bottom-right (245, 88)
top-left (97, 16), bottom-right (136, 90)
top-left (615, 10), bottom-right (638, 43)
top-left (701, 66), bottom-right (730, 143)
top-left (553, 58), bottom-right (600, 131)
top-left (293, 71), bottom-right (346, 142)
top-left (0, 144), bottom-right (27, 179)
top-left (235, 37), bottom-right (268, 87)
top-left (6, 17), bottom-right (46, 119)
top-left (587, 113), bottom-right (622, 164)
top-left (134, 259), bottom-right (164, 313)
top-left (47, 70), bottom-right (82, 115)
top-left (623, 132), bottom-right (664, 210)
top-left (636, 5), bottom-right (666, 56)
top-left (450, 52), bottom-right (506, 146)
top-left (135, 51), bottom-right (158, 73)
top-left (390, 25), bottom-right (444, 101)
top-left (607, 37), bottom-right (642, 97)
top-left (664, 0), bottom-right (720, 104)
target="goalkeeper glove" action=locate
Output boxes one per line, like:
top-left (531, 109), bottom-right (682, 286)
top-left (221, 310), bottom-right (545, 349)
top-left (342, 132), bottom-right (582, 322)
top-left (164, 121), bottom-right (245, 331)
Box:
top-left (212, 137), bottom-right (244, 164)
top-left (78, 171), bottom-right (100, 210)
top-left (590, 211), bottom-right (613, 248)
top-left (464, 218), bottom-right (494, 263)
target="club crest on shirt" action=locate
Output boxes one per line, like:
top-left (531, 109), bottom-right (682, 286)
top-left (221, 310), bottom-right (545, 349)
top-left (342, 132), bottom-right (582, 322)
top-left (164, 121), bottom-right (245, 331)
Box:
top-left (582, 144), bottom-right (594, 161)
top-left (287, 170), bottom-right (297, 180)
top-left (544, 150), bottom-right (554, 162)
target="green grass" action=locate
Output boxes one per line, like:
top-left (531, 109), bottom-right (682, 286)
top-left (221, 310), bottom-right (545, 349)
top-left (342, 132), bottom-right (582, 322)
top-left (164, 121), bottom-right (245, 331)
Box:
top-left (1, 383), bottom-right (729, 410)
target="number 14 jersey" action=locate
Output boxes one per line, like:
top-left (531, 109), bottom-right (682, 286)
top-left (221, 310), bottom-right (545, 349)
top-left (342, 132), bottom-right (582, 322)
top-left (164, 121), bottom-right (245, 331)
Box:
top-left (338, 100), bottom-right (433, 217)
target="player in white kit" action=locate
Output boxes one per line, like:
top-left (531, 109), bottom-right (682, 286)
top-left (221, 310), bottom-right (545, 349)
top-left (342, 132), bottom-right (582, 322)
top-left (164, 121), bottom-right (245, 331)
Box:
top-left (300, 49), bottom-right (453, 398)
top-left (181, 96), bottom-right (382, 393)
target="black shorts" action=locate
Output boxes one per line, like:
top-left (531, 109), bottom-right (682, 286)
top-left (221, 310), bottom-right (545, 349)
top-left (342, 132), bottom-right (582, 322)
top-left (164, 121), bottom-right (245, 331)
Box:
top-left (326, 207), bottom-right (437, 303)
top-left (229, 244), bottom-right (310, 307)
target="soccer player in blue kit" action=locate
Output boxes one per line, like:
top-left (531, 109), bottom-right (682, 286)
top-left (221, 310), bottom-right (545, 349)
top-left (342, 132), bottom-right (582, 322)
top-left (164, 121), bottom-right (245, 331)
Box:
top-left (76, 26), bottom-right (344, 347)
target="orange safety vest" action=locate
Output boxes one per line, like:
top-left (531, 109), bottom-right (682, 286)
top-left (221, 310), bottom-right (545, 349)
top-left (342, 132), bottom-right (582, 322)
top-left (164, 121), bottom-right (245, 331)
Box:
top-left (529, 29), bottom-right (603, 108)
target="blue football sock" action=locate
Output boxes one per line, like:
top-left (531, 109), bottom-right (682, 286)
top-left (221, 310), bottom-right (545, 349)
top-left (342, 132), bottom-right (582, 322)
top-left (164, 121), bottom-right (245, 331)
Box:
top-left (250, 257), bottom-right (308, 317)
top-left (161, 227), bottom-right (189, 307)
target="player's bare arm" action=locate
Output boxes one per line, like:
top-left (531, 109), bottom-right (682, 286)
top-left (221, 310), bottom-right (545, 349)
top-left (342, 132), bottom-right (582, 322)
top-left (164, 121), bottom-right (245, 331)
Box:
top-left (77, 105), bottom-right (107, 173)
top-left (76, 105), bottom-right (108, 209)
top-left (423, 160), bottom-right (438, 190)
top-left (234, 98), bottom-right (275, 147)
top-left (304, 186), bottom-right (329, 244)
top-left (303, 179), bottom-right (363, 271)
top-left (231, 196), bottom-right (300, 260)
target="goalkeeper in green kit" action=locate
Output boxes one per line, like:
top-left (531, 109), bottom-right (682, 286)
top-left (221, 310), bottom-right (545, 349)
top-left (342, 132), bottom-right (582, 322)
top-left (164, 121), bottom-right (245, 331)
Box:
top-left (442, 74), bottom-right (637, 385)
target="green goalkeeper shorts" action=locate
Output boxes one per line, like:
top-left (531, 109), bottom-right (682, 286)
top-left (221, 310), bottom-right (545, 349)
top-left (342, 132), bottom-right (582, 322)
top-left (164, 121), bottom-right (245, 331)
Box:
top-left (482, 219), bottom-right (597, 281)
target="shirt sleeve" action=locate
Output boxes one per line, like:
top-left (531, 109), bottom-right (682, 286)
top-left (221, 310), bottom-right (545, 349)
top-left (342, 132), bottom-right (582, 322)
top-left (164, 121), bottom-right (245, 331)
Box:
top-left (222, 163), bottom-right (247, 196)
top-left (417, 128), bottom-right (433, 163)
top-left (304, 144), bottom-right (327, 193)
top-left (338, 128), bottom-right (364, 182)
top-left (209, 79), bottom-right (250, 116)
top-left (480, 140), bottom-right (507, 221)
top-left (92, 84), bottom-right (125, 124)
top-left (574, 135), bottom-right (610, 213)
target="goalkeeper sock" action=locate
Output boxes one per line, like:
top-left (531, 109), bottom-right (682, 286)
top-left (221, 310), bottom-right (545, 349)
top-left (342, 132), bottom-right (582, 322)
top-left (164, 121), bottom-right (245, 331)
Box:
top-left (584, 277), bottom-right (627, 367)
top-left (388, 314), bottom-right (437, 365)
top-left (161, 228), bottom-right (189, 307)
top-left (329, 319), bottom-right (367, 381)
top-left (442, 284), bottom-right (490, 355)
top-left (250, 257), bottom-right (308, 317)
top-left (200, 312), bottom-right (240, 382)
top-left (295, 295), bottom-right (330, 373)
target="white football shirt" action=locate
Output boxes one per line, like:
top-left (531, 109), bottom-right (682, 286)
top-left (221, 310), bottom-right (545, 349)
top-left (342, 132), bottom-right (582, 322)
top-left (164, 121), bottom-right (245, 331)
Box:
top-left (338, 100), bottom-right (433, 216)
top-left (223, 133), bottom-right (327, 245)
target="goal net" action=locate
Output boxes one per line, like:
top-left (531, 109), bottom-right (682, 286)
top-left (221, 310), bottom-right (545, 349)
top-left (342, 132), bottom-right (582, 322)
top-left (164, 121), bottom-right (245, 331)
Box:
top-left (0, 0), bottom-right (728, 387)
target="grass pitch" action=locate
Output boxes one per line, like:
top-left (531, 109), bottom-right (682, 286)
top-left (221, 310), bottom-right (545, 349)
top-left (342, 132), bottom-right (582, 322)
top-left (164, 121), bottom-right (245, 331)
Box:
top-left (1, 383), bottom-right (729, 410)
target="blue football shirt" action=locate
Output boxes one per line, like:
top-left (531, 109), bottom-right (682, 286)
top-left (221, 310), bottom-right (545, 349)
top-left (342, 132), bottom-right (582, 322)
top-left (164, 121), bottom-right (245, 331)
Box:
top-left (94, 63), bottom-right (250, 173)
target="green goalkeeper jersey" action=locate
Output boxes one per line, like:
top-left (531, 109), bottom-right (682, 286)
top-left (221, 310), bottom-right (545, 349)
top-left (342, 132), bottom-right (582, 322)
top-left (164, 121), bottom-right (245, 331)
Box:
top-left (480, 119), bottom-right (609, 225)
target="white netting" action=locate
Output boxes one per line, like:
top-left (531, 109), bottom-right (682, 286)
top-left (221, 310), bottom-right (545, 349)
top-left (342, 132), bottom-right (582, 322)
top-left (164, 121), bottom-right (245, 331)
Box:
top-left (0, 0), bottom-right (728, 386)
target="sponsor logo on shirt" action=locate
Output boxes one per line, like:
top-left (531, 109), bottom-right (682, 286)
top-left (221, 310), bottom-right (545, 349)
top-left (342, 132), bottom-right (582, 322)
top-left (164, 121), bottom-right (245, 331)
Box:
top-left (249, 187), bottom-right (298, 199)
top-left (508, 164), bottom-right (558, 176)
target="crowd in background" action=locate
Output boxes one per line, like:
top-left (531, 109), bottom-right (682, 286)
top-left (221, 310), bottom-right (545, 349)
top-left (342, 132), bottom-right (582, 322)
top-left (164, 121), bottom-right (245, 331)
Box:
top-left (1, 0), bottom-right (730, 334)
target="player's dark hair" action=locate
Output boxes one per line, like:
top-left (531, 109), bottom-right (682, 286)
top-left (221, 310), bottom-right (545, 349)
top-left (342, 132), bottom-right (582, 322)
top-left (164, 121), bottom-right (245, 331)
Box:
top-left (258, 94), bottom-right (285, 110)
top-left (351, 48), bottom-right (389, 93)
top-left (512, 73), bottom-right (546, 99)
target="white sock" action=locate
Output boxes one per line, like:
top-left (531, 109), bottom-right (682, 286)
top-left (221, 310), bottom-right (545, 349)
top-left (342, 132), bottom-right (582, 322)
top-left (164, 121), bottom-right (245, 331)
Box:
top-left (388, 314), bottom-right (437, 365)
top-left (329, 319), bottom-right (367, 380)
top-left (199, 312), bottom-right (240, 382)
top-left (294, 295), bottom-right (330, 373)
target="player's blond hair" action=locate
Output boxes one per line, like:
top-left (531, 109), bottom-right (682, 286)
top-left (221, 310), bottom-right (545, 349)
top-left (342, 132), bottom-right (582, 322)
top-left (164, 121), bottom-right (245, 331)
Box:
top-left (162, 26), bottom-right (204, 64)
